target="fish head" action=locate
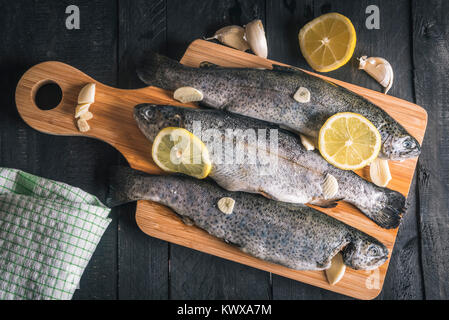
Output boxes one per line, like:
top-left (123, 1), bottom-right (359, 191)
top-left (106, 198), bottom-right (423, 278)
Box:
top-left (381, 132), bottom-right (421, 160)
top-left (342, 236), bottom-right (389, 270)
top-left (134, 104), bottom-right (186, 142)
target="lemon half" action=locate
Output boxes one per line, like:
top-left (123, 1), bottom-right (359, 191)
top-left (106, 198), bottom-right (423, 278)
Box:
top-left (318, 113), bottom-right (381, 170)
top-left (152, 127), bottom-right (212, 179)
top-left (299, 12), bottom-right (356, 72)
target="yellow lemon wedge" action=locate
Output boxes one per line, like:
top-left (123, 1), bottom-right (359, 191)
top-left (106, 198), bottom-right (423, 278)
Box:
top-left (299, 12), bottom-right (356, 72)
top-left (318, 112), bottom-right (381, 170)
top-left (152, 127), bottom-right (212, 179)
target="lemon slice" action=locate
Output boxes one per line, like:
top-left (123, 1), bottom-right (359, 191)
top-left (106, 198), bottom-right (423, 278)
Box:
top-left (299, 12), bottom-right (356, 72)
top-left (318, 113), bottom-right (381, 170)
top-left (152, 127), bottom-right (212, 179)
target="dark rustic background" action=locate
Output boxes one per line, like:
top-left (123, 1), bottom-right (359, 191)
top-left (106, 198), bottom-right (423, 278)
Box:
top-left (0, 0), bottom-right (447, 300)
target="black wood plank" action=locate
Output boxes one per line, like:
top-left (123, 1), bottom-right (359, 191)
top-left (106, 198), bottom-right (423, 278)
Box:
top-left (412, 0), bottom-right (449, 300)
top-left (0, 0), bottom-right (119, 299)
top-left (117, 0), bottom-right (169, 299)
top-left (165, 0), bottom-right (271, 299)
top-left (266, 0), bottom-right (422, 299)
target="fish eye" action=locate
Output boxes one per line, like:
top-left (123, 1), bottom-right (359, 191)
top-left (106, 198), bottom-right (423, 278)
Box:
top-left (368, 245), bottom-right (380, 256)
top-left (403, 139), bottom-right (413, 149)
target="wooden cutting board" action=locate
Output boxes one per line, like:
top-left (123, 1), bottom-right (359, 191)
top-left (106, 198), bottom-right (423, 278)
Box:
top-left (15, 39), bottom-right (427, 299)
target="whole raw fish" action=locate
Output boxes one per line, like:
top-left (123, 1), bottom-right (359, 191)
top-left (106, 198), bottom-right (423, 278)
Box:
top-left (107, 166), bottom-right (389, 271)
top-left (137, 52), bottom-right (420, 160)
top-left (134, 104), bottom-right (406, 229)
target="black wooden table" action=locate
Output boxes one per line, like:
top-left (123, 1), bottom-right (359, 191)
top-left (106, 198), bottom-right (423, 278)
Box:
top-left (0, 0), bottom-right (447, 300)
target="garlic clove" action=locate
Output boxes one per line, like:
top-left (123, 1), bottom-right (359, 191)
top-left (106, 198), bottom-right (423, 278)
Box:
top-left (217, 197), bottom-right (235, 215)
top-left (299, 134), bottom-right (316, 151)
top-left (325, 252), bottom-right (346, 285)
top-left (293, 87), bottom-right (311, 103)
top-left (205, 25), bottom-right (250, 52)
top-left (80, 111), bottom-right (93, 121)
top-left (77, 118), bottom-right (90, 133)
top-left (322, 173), bottom-right (339, 199)
top-left (173, 87), bottom-right (204, 104)
top-left (244, 19), bottom-right (268, 58)
top-left (75, 103), bottom-right (91, 118)
top-left (78, 83), bottom-right (96, 104)
top-left (358, 56), bottom-right (394, 94)
top-left (370, 158), bottom-right (392, 187)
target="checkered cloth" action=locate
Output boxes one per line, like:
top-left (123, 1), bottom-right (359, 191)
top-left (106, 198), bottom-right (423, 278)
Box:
top-left (0, 168), bottom-right (111, 300)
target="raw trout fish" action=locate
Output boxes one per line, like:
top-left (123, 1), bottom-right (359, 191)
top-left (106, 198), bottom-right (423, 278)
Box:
top-left (107, 166), bottom-right (389, 271)
top-left (134, 104), bottom-right (406, 229)
top-left (137, 52), bottom-right (421, 160)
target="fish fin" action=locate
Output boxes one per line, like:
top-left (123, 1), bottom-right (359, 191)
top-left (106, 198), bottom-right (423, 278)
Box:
top-left (136, 51), bottom-right (181, 86)
top-left (370, 189), bottom-right (405, 229)
top-left (199, 61), bottom-right (220, 68)
top-left (309, 198), bottom-right (344, 208)
top-left (106, 166), bottom-right (142, 208)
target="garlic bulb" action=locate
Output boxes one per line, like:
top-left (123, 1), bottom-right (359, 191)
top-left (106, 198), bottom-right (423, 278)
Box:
top-left (358, 56), bottom-right (394, 94)
top-left (244, 19), bottom-right (268, 58)
top-left (205, 26), bottom-right (250, 52)
top-left (369, 158), bottom-right (392, 187)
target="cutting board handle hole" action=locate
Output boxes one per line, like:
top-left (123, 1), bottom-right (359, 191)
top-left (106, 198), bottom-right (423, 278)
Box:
top-left (34, 81), bottom-right (63, 111)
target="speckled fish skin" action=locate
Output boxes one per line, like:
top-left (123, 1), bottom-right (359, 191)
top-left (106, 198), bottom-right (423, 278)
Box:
top-left (137, 52), bottom-right (421, 160)
top-left (107, 166), bottom-right (389, 271)
top-left (134, 104), bottom-right (406, 229)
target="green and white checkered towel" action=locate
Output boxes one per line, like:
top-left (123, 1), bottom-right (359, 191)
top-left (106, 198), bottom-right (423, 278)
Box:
top-left (0, 168), bottom-right (111, 300)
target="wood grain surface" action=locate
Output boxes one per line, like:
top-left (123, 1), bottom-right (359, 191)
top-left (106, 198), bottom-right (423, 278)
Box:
top-left (15, 39), bottom-right (426, 299)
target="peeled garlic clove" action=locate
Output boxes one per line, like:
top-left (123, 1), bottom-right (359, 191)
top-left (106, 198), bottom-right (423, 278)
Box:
top-left (173, 87), bottom-right (204, 103)
top-left (205, 25), bottom-right (250, 52)
top-left (358, 56), bottom-right (394, 94)
top-left (217, 197), bottom-right (235, 215)
top-left (293, 87), bottom-right (311, 103)
top-left (370, 158), bottom-right (392, 187)
top-left (244, 19), bottom-right (268, 58)
top-left (77, 118), bottom-right (90, 133)
top-left (299, 134), bottom-right (316, 151)
top-left (325, 253), bottom-right (346, 285)
top-left (80, 111), bottom-right (93, 121)
top-left (78, 83), bottom-right (96, 104)
top-left (323, 173), bottom-right (339, 199)
top-left (75, 103), bottom-right (91, 118)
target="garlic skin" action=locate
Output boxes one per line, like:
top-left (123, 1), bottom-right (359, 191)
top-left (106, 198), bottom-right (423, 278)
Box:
top-left (244, 19), bottom-right (268, 58)
top-left (369, 158), bottom-right (392, 187)
top-left (205, 26), bottom-right (250, 52)
top-left (358, 56), bottom-right (394, 94)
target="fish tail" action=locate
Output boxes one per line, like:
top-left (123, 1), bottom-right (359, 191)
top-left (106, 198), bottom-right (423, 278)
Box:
top-left (137, 51), bottom-right (182, 87)
top-left (106, 166), bottom-right (144, 208)
top-left (371, 188), bottom-right (406, 229)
